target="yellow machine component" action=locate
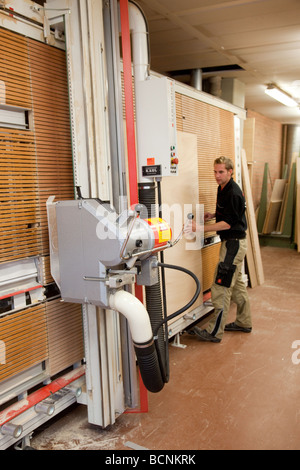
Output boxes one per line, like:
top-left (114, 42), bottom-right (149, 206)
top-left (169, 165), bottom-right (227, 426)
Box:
top-left (145, 217), bottom-right (172, 248)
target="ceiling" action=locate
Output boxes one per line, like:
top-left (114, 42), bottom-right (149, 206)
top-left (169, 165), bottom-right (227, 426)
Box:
top-left (134, 0), bottom-right (300, 124)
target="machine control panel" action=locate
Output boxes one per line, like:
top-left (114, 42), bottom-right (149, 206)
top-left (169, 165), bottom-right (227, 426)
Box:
top-left (135, 76), bottom-right (178, 181)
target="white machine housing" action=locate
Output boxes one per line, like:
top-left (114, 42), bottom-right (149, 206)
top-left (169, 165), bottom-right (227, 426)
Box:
top-left (47, 197), bottom-right (172, 307)
top-left (135, 76), bottom-right (178, 181)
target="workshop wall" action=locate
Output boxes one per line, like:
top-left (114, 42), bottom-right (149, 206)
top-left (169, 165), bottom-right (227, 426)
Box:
top-left (244, 109), bottom-right (283, 210)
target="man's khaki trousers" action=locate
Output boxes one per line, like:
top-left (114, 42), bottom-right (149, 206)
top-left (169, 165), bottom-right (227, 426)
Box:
top-left (206, 238), bottom-right (252, 341)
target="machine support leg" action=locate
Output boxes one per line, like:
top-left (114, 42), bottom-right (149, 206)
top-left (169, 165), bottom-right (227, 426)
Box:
top-left (172, 333), bottom-right (187, 349)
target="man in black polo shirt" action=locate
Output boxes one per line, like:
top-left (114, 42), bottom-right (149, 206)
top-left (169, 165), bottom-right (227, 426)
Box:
top-left (188, 156), bottom-right (252, 343)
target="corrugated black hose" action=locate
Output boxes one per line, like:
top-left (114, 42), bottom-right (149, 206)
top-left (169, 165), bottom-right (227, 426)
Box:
top-left (138, 183), bottom-right (168, 384)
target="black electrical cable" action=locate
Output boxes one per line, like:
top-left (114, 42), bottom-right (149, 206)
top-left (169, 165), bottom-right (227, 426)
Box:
top-left (151, 262), bottom-right (201, 386)
top-left (153, 262), bottom-right (201, 337)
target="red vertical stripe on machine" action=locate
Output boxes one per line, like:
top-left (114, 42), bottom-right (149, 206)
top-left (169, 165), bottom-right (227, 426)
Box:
top-left (119, 0), bottom-right (138, 207)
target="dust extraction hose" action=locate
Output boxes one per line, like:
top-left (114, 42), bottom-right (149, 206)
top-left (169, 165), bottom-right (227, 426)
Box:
top-left (109, 289), bottom-right (164, 393)
top-left (109, 262), bottom-right (201, 394)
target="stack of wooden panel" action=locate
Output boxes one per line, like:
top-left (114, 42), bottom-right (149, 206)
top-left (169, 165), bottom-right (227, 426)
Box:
top-left (257, 157), bottom-right (298, 246)
top-left (261, 178), bottom-right (287, 234)
top-left (0, 129), bottom-right (43, 263)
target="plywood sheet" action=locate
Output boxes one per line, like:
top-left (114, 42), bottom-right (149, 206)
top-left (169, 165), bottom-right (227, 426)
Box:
top-left (278, 162), bottom-right (296, 236)
top-left (161, 131), bottom-right (203, 324)
top-left (262, 201), bottom-right (282, 234)
top-left (271, 179), bottom-right (287, 201)
top-left (262, 179), bottom-right (287, 234)
top-left (245, 223), bottom-right (258, 288)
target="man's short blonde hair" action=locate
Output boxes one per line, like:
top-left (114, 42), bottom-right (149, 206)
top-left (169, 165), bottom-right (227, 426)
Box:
top-left (214, 156), bottom-right (234, 173)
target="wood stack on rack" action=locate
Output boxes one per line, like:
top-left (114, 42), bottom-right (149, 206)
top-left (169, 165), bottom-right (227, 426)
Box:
top-left (262, 178), bottom-right (287, 234)
top-left (241, 150), bottom-right (264, 287)
top-left (256, 154), bottom-right (300, 251)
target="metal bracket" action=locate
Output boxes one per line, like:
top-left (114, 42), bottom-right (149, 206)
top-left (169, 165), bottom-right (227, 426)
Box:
top-left (83, 270), bottom-right (136, 290)
top-left (106, 273), bottom-right (135, 288)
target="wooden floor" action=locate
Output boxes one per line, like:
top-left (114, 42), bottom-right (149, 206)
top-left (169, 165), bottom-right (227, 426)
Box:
top-left (30, 245), bottom-right (300, 450)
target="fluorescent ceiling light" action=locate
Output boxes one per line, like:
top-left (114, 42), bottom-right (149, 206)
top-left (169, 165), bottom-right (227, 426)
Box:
top-left (265, 84), bottom-right (298, 107)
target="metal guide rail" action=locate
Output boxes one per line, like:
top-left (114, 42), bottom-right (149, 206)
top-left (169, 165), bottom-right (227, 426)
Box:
top-left (0, 366), bottom-right (85, 450)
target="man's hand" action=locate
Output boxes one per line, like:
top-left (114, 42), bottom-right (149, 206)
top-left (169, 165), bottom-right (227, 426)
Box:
top-left (184, 219), bottom-right (198, 233)
top-left (204, 212), bottom-right (215, 222)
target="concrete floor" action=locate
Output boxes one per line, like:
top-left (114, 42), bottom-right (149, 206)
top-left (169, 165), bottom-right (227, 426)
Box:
top-left (30, 245), bottom-right (300, 450)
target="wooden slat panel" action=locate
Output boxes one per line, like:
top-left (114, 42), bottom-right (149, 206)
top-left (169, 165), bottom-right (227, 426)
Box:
top-left (175, 93), bottom-right (183, 131)
top-left (0, 29), bottom-right (83, 387)
top-left (0, 27), bottom-right (31, 108)
top-left (45, 299), bottom-right (84, 376)
top-left (0, 29), bottom-right (74, 273)
top-left (202, 243), bottom-right (221, 292)
top-left (0, 304), bottom-right (48, 382)
top-left (180, 94), bottom-right (235, 215)
top-left (0, 128), bottom-right (42, 262)
top-left (28, 38), bottom-right (74, 261)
